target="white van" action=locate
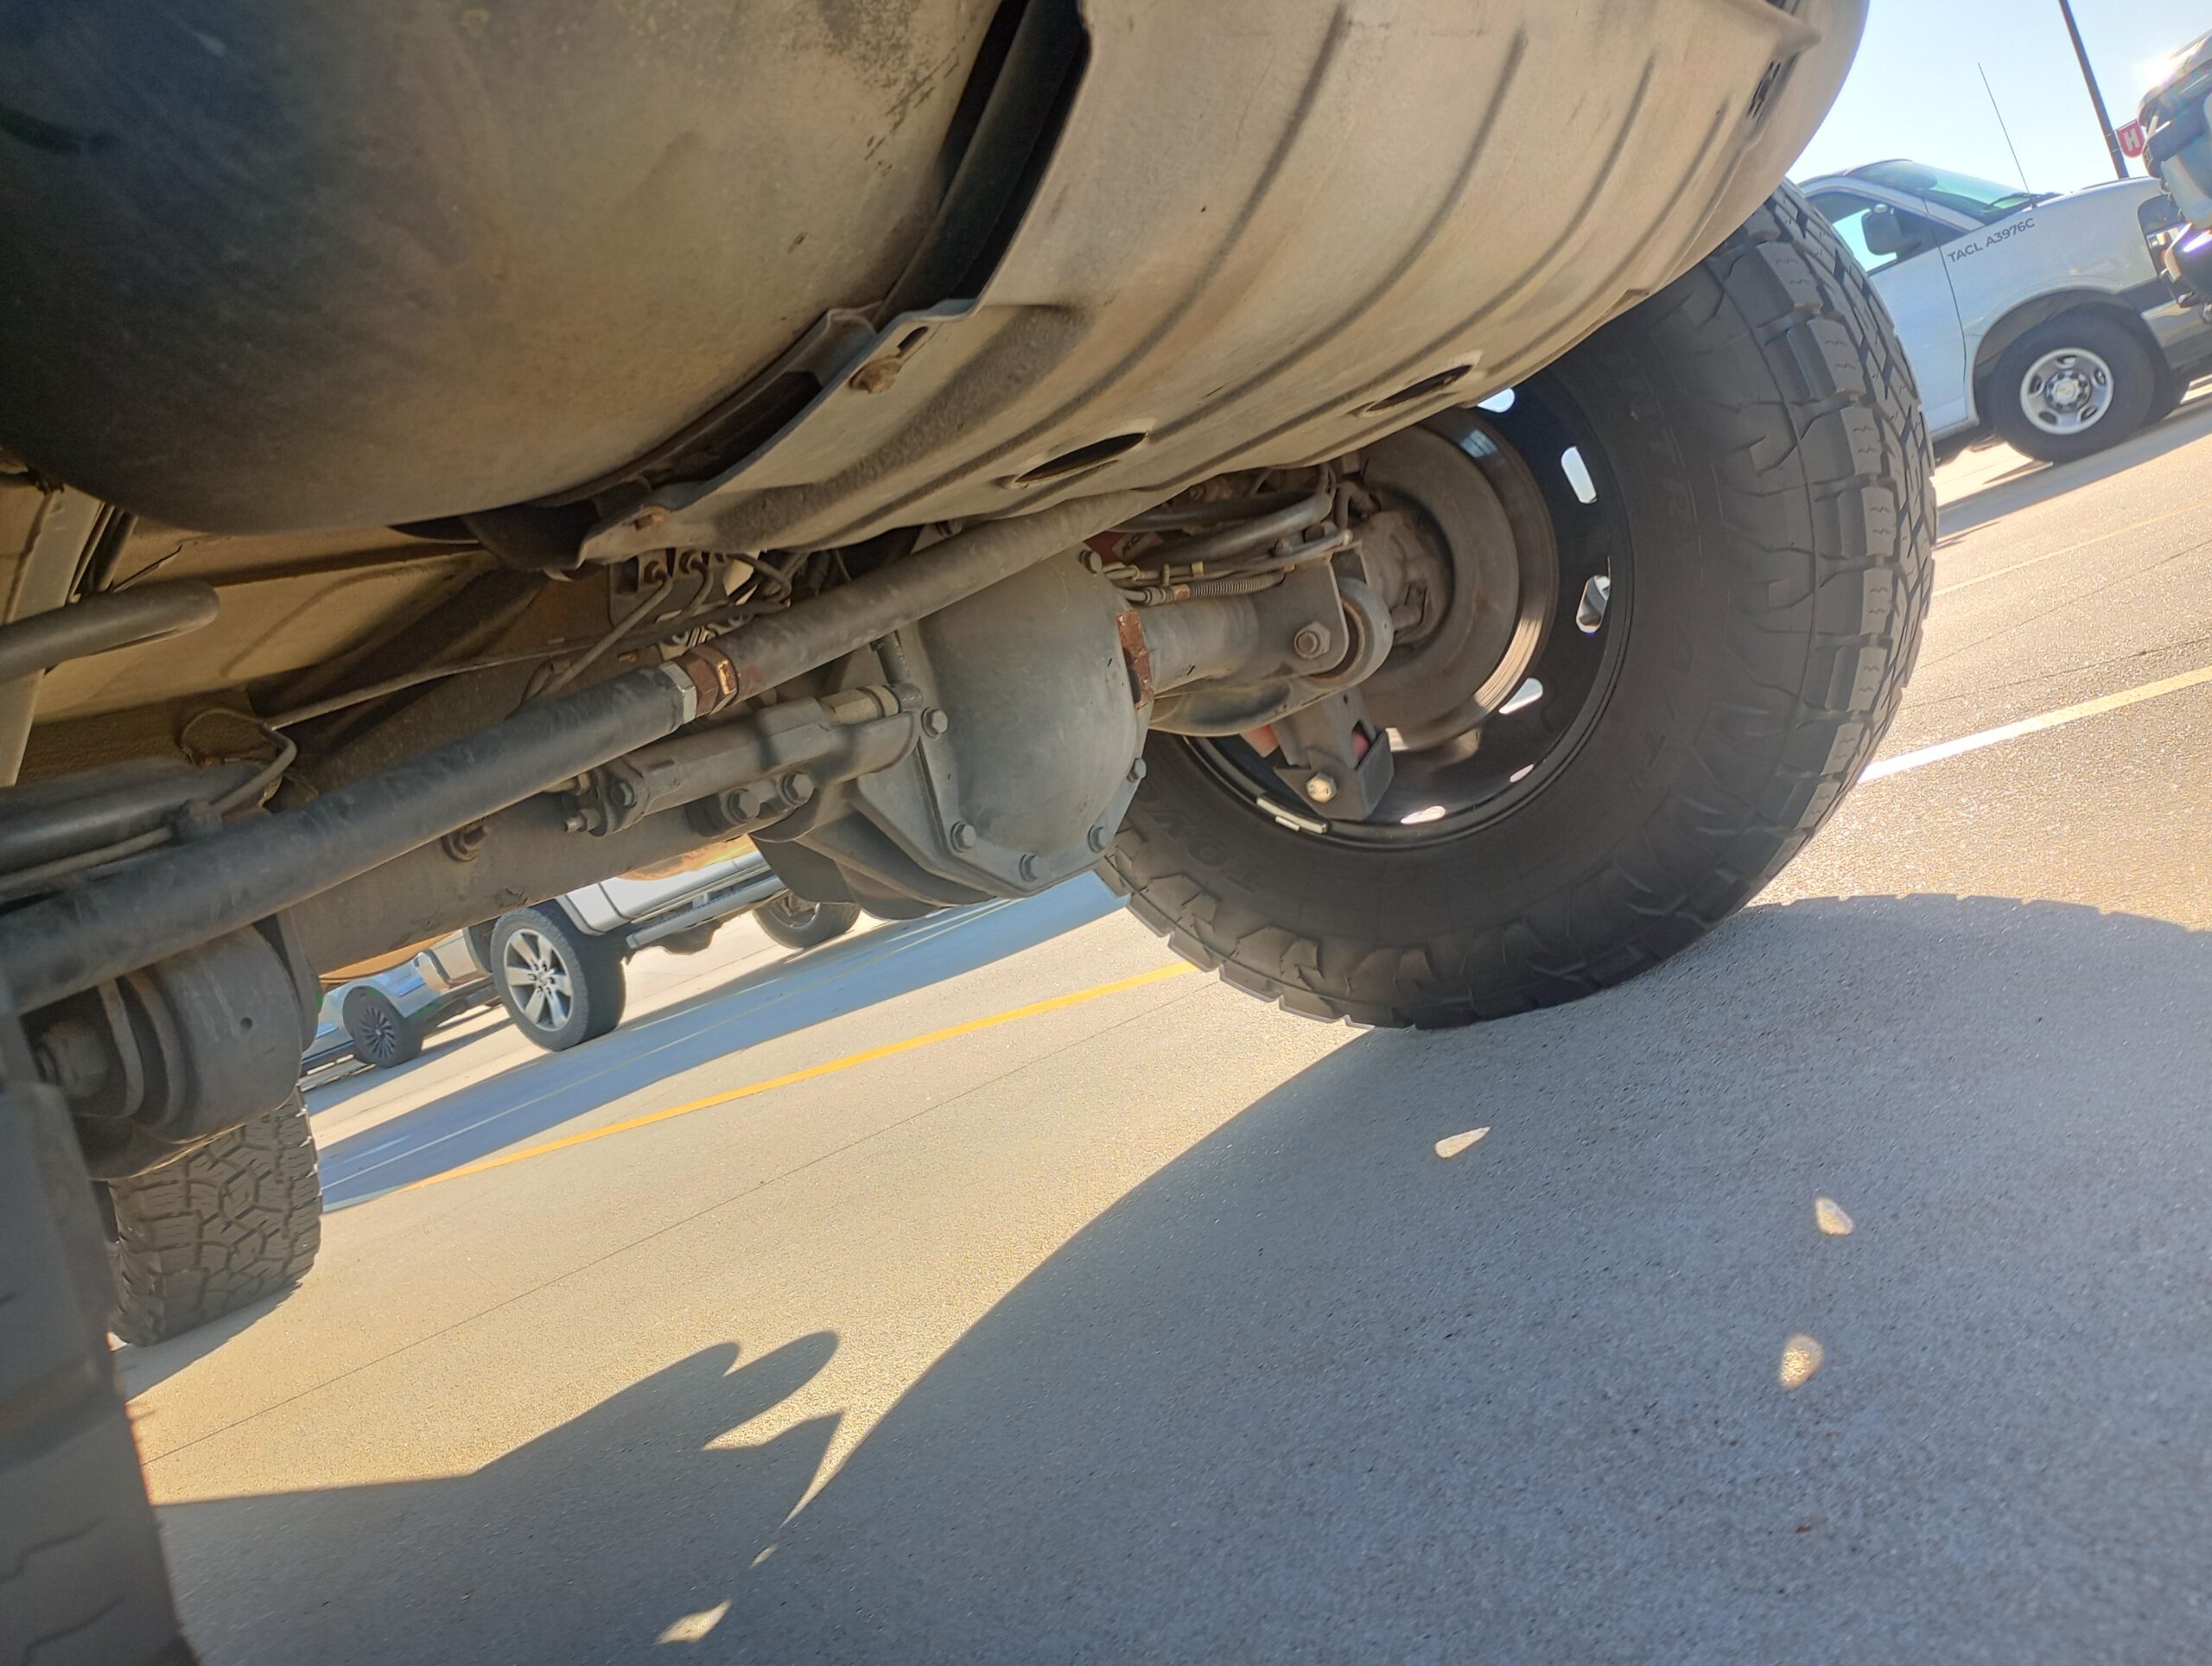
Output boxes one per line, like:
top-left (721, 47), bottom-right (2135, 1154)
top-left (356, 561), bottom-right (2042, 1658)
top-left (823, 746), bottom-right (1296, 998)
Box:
top-left (1799, 161), bottom-right (2212, 461)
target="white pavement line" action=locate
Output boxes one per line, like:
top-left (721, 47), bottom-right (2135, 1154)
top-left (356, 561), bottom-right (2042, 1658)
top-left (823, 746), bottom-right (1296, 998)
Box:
top-left (1862, 661), bottom-right (2212, 782)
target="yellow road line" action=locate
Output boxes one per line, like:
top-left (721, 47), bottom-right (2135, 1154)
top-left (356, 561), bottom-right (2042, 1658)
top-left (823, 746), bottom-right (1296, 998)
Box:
top-left (1861, 659), bottom-right (2212, 782)
top-left (1935, 496), bottom-right (2212, 597)
top-left (402, 962), bottom-right (1196, 1192)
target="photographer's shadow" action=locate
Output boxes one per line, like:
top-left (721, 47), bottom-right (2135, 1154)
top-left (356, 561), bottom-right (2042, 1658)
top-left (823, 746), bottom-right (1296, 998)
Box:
top-left (733, 895), bottom-right (2212, 1664)
top-left (162, 1335), bottom-right (838, 1663)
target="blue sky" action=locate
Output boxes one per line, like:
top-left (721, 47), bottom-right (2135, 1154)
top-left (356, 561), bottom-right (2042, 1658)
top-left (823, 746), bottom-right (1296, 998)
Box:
top-left (1793, 1), bottom-right (2210, 190)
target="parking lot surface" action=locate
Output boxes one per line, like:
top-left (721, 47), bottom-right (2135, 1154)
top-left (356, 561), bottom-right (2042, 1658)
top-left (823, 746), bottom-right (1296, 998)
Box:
top-left (128, 401), bottom-right (2212, 1663)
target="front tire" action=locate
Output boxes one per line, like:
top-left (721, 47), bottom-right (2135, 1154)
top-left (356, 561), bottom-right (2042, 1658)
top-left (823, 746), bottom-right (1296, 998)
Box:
top-left (755, 892), bottom-right (862, 951)
top-left (491, 906), bottom-right (627, 1052)
top-left (1989, 311), bottom-right (2156, 463)
top-left (1106, 186), bottom-right (1932, 1027)
top-left (105, 1095), bottom-right (324, 1346)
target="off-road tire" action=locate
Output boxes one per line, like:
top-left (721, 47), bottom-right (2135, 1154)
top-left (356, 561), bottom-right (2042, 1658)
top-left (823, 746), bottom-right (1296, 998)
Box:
top-left (491, 906), bottom-right (627, 1052)
top-left (1105, 185), bottom-right (1932, 1027)
top-left (1989, 311), bottom-right (2156, 464)
top-left (342, 985), bottom-right (422, 1069)
top-left (755, 893), bottom-right (862, 951)
top-left (106, 1096), bottom-right (323, 1347)
top-left (1, 1072), bottom-right (193, 1664)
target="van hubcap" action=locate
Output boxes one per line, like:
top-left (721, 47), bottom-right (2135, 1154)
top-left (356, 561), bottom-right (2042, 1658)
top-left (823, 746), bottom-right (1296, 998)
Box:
top-left (2021, 347), bottom-right (2113, 434)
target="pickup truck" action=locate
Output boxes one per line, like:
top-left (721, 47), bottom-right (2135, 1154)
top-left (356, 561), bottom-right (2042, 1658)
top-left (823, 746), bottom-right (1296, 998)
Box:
top-left (315, 845), bottom-right (861, 1065)
top-left (1800, 160), bottom-right (2212, 462)
top-left (483, 838), bottom-right (859, 1052)
top-left (0, 6), bottom-right (1918, 1656)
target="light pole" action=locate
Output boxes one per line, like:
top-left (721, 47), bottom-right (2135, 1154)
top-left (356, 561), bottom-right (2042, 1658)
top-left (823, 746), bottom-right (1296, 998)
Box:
top-left (2056, 0), bottom-right (2131, 180)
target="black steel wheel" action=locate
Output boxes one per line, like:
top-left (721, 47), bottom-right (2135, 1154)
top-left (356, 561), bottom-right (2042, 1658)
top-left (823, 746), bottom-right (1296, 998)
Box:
top-left (1106, 185), bottom-right (1932, 1027)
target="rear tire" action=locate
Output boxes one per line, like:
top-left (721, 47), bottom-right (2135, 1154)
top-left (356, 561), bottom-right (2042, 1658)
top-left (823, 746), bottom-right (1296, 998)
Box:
top-left (1989, 311), bottom-right (2155, 463)
top-left (342, 985), bottom-right (422, 1069)
top-left (1, 1075), bottom-right (190, 1664)
top-left (106, 1095), bottom-right (323, 1347)
top-left (755, 893), bottom-right (862, 951)
top-left (491, 906), bottom-right (627, 1052)
top-left (1106, 185), bottom-right (1932, 1027)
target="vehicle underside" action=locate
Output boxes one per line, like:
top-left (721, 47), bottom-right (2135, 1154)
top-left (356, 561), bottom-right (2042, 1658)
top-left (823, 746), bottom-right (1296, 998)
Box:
top-left (0, 0), bottom-right (1916, 1155)
top-left (2, 4), bottom-right (1930, 1653)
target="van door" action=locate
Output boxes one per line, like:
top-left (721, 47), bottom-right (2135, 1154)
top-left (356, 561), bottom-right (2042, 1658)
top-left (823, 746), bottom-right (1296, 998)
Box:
top-left (1807, 189), bottom-right (1971, 436)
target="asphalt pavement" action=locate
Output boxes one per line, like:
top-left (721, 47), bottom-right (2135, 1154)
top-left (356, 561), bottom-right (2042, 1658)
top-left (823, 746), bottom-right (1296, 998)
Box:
top-left (124, 399), bottom-right (2212, 1664)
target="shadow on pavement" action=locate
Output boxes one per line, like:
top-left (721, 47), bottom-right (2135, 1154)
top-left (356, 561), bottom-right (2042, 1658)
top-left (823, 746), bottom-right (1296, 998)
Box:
top-left (164, 896), bottom-right (2212, 1663)
top-left (161, 1336), bottom-right (838, 1664)
top-left (314, 878), bottom-right (1120, 1202)
top-left (117, 1299), bottom-right (289, 1396)
top-left (1939, 385), bottom-right (2212, 539)
top-left (299, 1011), bottom-right (506, 1113)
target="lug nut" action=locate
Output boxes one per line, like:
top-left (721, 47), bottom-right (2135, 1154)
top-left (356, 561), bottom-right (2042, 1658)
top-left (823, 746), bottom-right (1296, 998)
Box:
top-left (921, 707), bottom-right (950, 737)
top-left (1304, 773), bottom-right (1339, 804)
top-left (1293, 621), bottom-right (1332, 660)
top-left (950, 821), bottom-right (978, 851)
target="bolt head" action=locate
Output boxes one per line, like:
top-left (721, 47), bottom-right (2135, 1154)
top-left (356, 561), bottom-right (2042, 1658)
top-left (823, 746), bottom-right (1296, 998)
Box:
top-left (1304, 773), bottom-right (1339, 804)
top-left (608, 779), bottom-right (639, 808)
top-left (631, 504), bottom-right (669, 532)
top-left (921, 707), bottom-right (950, 737)
top-left (1127, 758), bottom-right (1147, 783)
top-left (849, 359), bottom-right (902, 394)
top-left (782, 771), bottom-right (816, 805)
top-left (1087, 823), bottom-right (1111, 853)
top-left (1019, 854), bottom-right (1040, 881)
top-left (1293, 622), bottom-right (1332, 661)
top-left (950, 820), bottom-right (978, 851)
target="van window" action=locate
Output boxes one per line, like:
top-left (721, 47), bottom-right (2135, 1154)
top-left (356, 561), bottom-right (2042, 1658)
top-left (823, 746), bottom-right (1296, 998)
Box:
top-left (1851, 161), bottom-right (2035, 223)
top-left (1807, 190), bottom-right (1949, 276)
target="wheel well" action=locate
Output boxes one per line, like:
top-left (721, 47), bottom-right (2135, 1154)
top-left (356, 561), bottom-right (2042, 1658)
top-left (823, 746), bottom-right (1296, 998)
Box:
top-left (340, 982), bottom-right (389, 1021)
top-left (1971, 293), bottom-right (2163, 419)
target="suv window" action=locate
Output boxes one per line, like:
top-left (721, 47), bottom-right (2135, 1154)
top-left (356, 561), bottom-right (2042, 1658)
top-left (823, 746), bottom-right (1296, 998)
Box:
top-left (1808, 190), bottom-right (1950, 276)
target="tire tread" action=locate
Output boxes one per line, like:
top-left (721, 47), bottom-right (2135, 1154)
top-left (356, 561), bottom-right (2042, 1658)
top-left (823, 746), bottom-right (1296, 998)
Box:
top-left (106, 1098), bottom-right (322, 1348)
top-left (1104, 186), bottom-right (1933, 1027)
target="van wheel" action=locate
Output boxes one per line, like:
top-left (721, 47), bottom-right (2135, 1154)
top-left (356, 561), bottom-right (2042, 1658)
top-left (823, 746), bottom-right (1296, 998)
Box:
top-left (492, 907), bottom-right (627, 1052)
top-left (1991, 312), bottom-right (2156, 462)
top-left (1106, 185), bottom-right (1931, 1027)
